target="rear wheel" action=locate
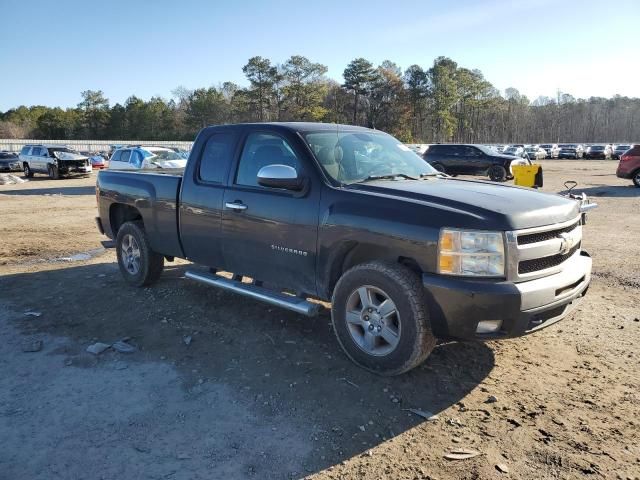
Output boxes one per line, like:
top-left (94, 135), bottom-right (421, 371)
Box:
top-left (633, 170), bottom-right (640, 188)
top-left (116, 221), bottom-right (164, 286)
top-left (331, 261), bottom-right (436, 376)
top-left (23, 163), bottom-right (33, 178)
top-left (489, 165), bottom-right (507, 182)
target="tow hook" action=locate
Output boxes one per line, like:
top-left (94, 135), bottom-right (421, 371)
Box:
top-left (563, 181), bottom-right (598, 224)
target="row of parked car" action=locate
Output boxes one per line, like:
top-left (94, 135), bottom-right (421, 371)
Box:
top-left (418, 142), bottom-right (640, 187)
top-left (494, 143), bottom-right (634, 160)
top-left (1, 144), bottom-right (190, 179)
top-left (5, 140), bottom-right (640, 189)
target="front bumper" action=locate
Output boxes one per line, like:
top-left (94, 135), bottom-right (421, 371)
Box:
top-left (422, 250), bottom-right (592, 340)
top-left (616, 166), bottom-right (632, 179)
top-left (58, 163), bottom-right (92, 174)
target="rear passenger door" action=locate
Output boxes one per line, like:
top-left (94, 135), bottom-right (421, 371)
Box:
top-left (109, 149), bottom-right (132, 170)
top-left (442, 146), bottom-right (467, 174)
top-left (30, 147), bottom-right (44, 171)
top-left (220, 130), bottom-right (320, 294)
top-left (179, 130), bottom-right (238, 268)
top-left (463, 146), bottom-right (489, 173)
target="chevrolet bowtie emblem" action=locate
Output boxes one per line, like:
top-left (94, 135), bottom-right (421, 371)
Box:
top-left (558, 232), bottom-right (573, 255)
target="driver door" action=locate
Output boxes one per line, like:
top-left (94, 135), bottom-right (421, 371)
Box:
top-left (221, 131), bottom-right (320, 294)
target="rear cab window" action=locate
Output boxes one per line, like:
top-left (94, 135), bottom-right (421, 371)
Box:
top-left (198, 132), bottom-right (237, 183)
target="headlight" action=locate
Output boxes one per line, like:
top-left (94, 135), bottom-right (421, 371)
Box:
top-left (438, 229), bottom-right (505, 277)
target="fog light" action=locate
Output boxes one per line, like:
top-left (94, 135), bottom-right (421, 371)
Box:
top-left (476, 320), bottom-right (503, 334)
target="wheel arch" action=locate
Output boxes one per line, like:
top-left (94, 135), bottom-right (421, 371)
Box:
top-left (109, 203), bottom-right (143, 237)
top-left (322, 241), bottom-right (424, 299)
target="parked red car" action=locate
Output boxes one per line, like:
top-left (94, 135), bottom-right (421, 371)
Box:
top-left (616, 145), bottom-right (640, 188)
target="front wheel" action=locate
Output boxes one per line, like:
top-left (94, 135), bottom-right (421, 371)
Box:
top-left (48, 165), bottom-right (59, 179)
top-left (23, 163), bottom-right (33, 178)
top-left (331, 261), bottom-right (436, 375)
top-left (488, 165), bottom-right (507, 182)
top-left (116, 221), bottom-right (164, 286)
top-left (633, 170), bottom-right (640, 188)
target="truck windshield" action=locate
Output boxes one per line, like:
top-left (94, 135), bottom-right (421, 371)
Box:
top-left (303, 130), bottom-right (437, 184)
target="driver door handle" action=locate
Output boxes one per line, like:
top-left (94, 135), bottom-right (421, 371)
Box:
top-left (225, 202), bottom-right (247, 211)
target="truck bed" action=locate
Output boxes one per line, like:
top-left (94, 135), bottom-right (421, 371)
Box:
top-left (96, 169), bottom-right (185, 258)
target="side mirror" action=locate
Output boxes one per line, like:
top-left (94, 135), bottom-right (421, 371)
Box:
top-left (257, 164), bottom-right (304, 190)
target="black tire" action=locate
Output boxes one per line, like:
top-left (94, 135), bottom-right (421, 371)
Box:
top-left (431, 163), bottom-right (446, 174)
top-left (633, 170), bottom-right (640, 188)
top-left (488, 165), bottom-right (507, 182)
top-left (331, 261), bottom-right (436, 376)
top-left (23, 163), bottom-right (33, 178)
top-left (115, 221), bottom-right (164, 287)
top-left (48, 165), bottom-right (59, 179)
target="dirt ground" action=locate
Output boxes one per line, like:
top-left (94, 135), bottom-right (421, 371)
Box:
top-left (0, 162), bottom-right (638, 480)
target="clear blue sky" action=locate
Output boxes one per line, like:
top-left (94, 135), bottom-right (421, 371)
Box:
top-left (1, 0), bottom-right (638, 111)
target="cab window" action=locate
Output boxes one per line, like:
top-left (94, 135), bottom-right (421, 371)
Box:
top-left (130, 151), bottom-right (143, 168)
top-left (235, 133), bottom-right (300, 187)
top-left (199, 132), bottom-right (236, 183)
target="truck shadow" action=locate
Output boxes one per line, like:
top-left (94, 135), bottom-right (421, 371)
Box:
top-left (1, 261), bottom-right (495, 476)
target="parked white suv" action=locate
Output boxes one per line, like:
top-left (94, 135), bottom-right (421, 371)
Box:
top-left (107, 146), bottom-right (187, 170)
top-left (19, 145), bottom-right (92, 179)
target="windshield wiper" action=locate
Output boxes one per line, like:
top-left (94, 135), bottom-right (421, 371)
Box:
top-left (353, 173), bottom-right (418, 184)
top-left (420, 172), bottom-right (450, 179)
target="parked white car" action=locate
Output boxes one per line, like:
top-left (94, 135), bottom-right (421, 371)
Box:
top-left (524, 146), bottom-right (547, 160)
top-left (107, 146), bottom-right (188, 170)
top-left (538, 144), bottom-right (560, 159)
top-left (503, 146), bottom-right (524, 157)
top-left (19, 144), bottom-right (92, 179)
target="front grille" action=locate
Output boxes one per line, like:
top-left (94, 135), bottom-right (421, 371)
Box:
top-left (517, 220), bottom-right (581, 245)
top-left (518, 242), bottom-right (581, 274)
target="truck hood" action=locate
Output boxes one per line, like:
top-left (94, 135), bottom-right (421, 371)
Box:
top-left (347, 177), bottom-right (580, 230)
top-left (53, 151), bottom-right (89, 161)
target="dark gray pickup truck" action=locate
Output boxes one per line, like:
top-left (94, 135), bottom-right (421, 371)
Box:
top-left (96, 122), bottom-right (595, 375)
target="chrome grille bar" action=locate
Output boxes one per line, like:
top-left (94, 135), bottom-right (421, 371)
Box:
top-left (506, 216), bottom-right (582, 282)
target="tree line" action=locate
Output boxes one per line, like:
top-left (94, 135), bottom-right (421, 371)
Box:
top-left (1, 55), bottom-right (639, 143)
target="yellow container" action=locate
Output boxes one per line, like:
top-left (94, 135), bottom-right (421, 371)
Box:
top-left (512, 164), bottom-right (543, 188)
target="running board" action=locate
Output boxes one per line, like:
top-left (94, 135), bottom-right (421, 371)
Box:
top-left (185, 270), bottom-right (320, 317)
